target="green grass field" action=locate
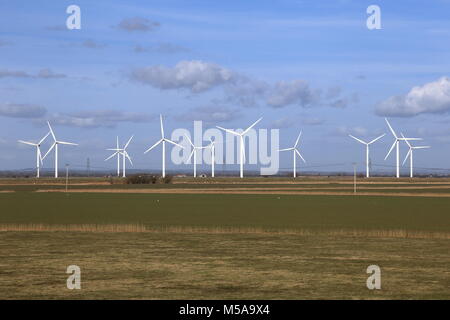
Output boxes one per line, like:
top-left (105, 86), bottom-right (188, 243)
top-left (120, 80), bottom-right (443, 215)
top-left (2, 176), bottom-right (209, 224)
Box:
top-left (1, 192), bottom-right (450, 233)
top-left (0, 178), bottom-right (449, 299)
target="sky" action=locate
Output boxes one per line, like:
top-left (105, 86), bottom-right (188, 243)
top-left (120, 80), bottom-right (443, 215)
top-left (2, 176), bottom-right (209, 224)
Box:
top-left (1, 0), bottom-right (450, 175)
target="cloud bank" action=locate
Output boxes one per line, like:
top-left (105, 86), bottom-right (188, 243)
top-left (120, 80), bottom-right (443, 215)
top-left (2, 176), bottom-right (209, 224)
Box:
top-left (130, 60), bottom-right (235, 93)
top-left (130, 60), bottom-right (354, 110)
top-left (117, 17), bottom-right (160, 32)
top-left (0, 103), bottom-right (47, 118)
top-left (376, 77), bottom-right (450, 117)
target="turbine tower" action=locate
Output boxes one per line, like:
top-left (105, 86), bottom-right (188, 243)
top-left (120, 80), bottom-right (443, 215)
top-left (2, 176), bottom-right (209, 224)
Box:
top-left (206, 138), bottom-right (216, 178)
top-left (184, 134), bottom-right (206, 178)
top-left (401, 133), bottom-right (430, 178)
top-left (384, 118), bottom-right (421, 178)
top-left (105, 136), bottom-right (133, 177)
top-left (349, 133), bottom-right (385, 178)
top-left (42, 122), bottom-right (78, 178)
top-left (18, 132), bottom-right (50, 178)
top-left (144, 115), bottom-right (183, 178)
top-left (217, 117), bottom-right (262, 178)
top-left (278, 131), bottom-right (306, 178)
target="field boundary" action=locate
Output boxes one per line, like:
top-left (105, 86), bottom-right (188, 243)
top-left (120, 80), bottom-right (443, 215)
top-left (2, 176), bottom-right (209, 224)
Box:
top-left (1, 223), bottom-right (449, 239)
top-left (34, 188), bottom-right (450, 197)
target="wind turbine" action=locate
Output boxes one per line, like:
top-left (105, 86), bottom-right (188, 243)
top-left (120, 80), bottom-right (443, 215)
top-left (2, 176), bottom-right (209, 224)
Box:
top-left (105, 136), bottom-right (121, 177)
top-left (205, 138), bottom-right (216, 178)
top-left (349, 133), bottom-right (385, 178)
top-left (144, 115), bottom-right (183, 178)
top-left (42, 122), bottom-right (78, 178)
top-left (217, 117), bottom-right (262, 178)
top-left (278, 131), bottom-right (306, 178)
top-left (401, 133), bottom-right (430, 178)
top-left (18, 132), bottom-right (50, 178)
top-left (384, 118), bottom-right (421, 178)
top-left (105, 136), bottom-right (133, 177)
top-left (184, 134), bottom-right (206, 177)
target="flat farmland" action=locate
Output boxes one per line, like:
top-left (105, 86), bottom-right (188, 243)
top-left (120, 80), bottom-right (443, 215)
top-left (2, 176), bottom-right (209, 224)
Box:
top-left (0, 177), bottom-right (449, 299)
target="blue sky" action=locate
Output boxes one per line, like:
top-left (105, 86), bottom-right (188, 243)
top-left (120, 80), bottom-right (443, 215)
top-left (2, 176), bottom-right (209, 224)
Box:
top-left (1, 0), bottom-right (450, 174)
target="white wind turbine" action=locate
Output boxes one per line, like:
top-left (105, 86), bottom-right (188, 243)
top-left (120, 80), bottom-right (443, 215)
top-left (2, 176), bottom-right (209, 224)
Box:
top-left (18, 131), bottom-right (50, 178)
top-left (184, 134), bottom-right (206, 178)
top-left (205, 138), bottom-right (216, 178)
top-left (105, 136), bottom-right (133, 177)
top-left (278, 131), bottom-right (306, 178)
top-left (384, 118), bottom-right (421, 178)
top-left (42, 122), bottom-right (78, 178)
top-left (144, 115), bottom-right (183, 178)
top-left (349, 133), bottom-right (385, 178)
top-left (401, 133), bottom-right (430, 178)
top-left (217, 117), bottom-right (262, 178)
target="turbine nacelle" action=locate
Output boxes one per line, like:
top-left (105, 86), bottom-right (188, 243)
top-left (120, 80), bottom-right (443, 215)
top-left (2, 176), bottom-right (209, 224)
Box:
top-left (216, 117), bottom-right (262, 177)
top-left (18, 131), bottom-right (51, 177)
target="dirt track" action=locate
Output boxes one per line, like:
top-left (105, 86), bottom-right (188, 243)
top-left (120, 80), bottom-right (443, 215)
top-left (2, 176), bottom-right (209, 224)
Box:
top-left (35, 188), bottom-right (450, 197)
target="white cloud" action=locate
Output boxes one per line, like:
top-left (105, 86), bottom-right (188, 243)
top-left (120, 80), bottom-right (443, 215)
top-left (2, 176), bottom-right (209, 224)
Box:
top-left (174, 106), bottom-right (240, 124)
top-left (134, 43), bottom-right (189, 54)
top-left (0, 103), bottom-right (47, 118)
top-left (82, 39), bottom-right (107, 49)
top-left (334, 126), bottom-right (368, 137)
top-left (130, 60), bottom-right (235, 93)
top-left (271, 117), bottom-right (295, 129)
top-left (130, 60), bottom-right (355, 110)
top-left (266, 80), bottom-right (319, 108)
top-left (376, 77), bottom-right (450, 117)
top-left (39, 110), bottom-right (156, 128)
top-left (36, 68), bottom-right (67, 79)
top-left (117, 17), bottom-right (160, 32)
top-left (0, 68), bottom-right (67, 79)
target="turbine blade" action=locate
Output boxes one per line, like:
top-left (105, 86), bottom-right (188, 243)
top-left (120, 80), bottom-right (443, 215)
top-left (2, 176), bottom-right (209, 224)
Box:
top-left (349, 134), bottom-right (367, 145)
top-left (295, 149), bottom-right (306, 163)
top-left (165, 139), bottom-right (184, 149)
top-left (160, 114), bottom-right (164, 138)
top-left (18, 140), bottom-right (37, 146)
top-left (42, 142), bottom-right (56, 160)
top-left (184, 133), bottom-right (194, 147)
top-left (242, 117), bottom-right (263, 135)
top-left (57, 141), bottom-right (78, 146)
top-left (216, 126), bottom-right (240, 136)
top-left (278, 147), bottom-right (294, 152)
top-left (385, 118), bottom-right (398, 138)
top-left (144, 139), bottom-right (163, 154)
top-left (413, 146), bottom-right (430, 149)
top-left (105, 152), bottom-right (118, 161)
top-left (125, 151), bottom-right (133, 165)
top-left (38, 132), bottom-right (51, 145)
top-left (403, 149), bottom-right (411, 166)
top-left (385, 140), bottom-right (397, 160)
top-left (47, 121), bottom-right (56, 141)
top-left (124, 135), bottom-right (134, 149)
top-left (187, 149), bottom-right (195, 163)
top-left (368, 133), bottom-right (385, 145)
top-left (116, 136), bottom-right (119, 149)
top-left (38, 148), bottom-right (43, 165)
top-left (294, 131), bottom-right (302, 148)
top-left (400, 133), bottom-right (411, 148)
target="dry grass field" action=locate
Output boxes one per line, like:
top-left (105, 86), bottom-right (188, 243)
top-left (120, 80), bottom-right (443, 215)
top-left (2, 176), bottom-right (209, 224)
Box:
top-left (0, 177), bottom-right (449, 299)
